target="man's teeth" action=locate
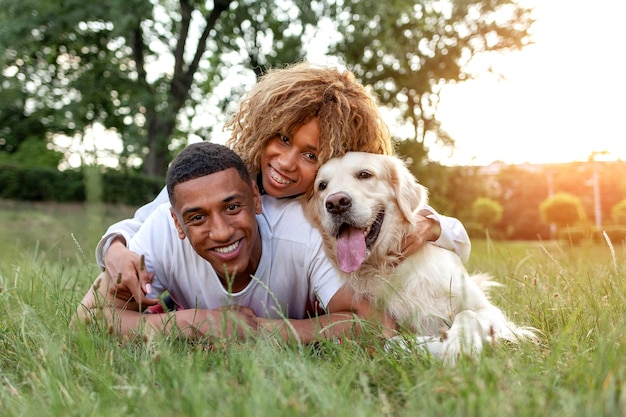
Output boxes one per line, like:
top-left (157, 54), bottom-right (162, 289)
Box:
top-left (215, 241), bottom-right (239, 254)
top-left (270, 167), bottom-right (294, 184)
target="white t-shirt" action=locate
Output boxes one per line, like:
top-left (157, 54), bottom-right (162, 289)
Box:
top-left (128, 195), bottom-right (343, 319)
top-left (96, 186), bottom-right (472, 265)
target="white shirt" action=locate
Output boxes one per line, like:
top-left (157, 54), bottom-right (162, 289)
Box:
top-left (96, 186), bottom-right (472, 266)
top-left (128, 195), bottom-right (343, 319)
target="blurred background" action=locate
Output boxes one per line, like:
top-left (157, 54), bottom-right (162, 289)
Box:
top-left (1, 0), bottom-right (625, 244)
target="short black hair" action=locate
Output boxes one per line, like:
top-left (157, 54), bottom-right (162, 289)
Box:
top-left (166, 142), bottom-right (252, 205)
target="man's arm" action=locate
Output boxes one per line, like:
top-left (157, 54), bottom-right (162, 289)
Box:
top-left (75, 271), bottom-right (388, 345)
top-left (75, 271), bottom-right (257, 339)
top-left (252, 201), bottom-right (396, 344)
top-left (256, 286), bottom-right (395, 344)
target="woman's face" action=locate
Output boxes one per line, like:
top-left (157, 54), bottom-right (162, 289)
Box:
top-left (260, 118), bottom-right (320, 198)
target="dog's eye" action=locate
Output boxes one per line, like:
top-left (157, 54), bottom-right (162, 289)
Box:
top-left (318, 181), bottom-right (327, 191)
top-left (357, 170), bottom-right (372, 179)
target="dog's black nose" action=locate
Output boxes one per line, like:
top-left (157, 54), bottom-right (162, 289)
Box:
top-left (326, 192), bottom-right (352, 214)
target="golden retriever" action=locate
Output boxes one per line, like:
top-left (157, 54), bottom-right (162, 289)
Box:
top-left (305, 152), bottom-right (536, 365)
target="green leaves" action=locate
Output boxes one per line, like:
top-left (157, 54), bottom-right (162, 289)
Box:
top-left (328, 0), bottom-right (533, 151)
top-left (0, 0), bottom-right (534, 175)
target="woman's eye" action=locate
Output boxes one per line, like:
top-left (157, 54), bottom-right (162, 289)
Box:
top-left (279, 134), bottom-right (290, 144)
top-left (304, 152), bottom-right (318, 162)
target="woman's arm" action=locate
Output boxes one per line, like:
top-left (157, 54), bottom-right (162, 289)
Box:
top-left (95, 186), bottom-right (169, 267)
top-left (93, 187), bottom-right (169, 304)
top-left (403, 206), bottom-right (471, 263)
top-left (422, 207), bottom-right (471, 262)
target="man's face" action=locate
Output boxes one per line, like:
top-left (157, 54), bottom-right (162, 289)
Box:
top-left (170, 168), bottom-right (262, 289)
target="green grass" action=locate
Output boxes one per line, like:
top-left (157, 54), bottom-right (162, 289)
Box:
top-left (1, 199), bottom-right (625, 416)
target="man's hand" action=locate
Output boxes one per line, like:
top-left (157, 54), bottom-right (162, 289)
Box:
top-left (174, 306), bottom-right (259, 339)
top-left (76, 276), bottom-right (258, 340)
top-left (103, 238), bottom-right (157, 308)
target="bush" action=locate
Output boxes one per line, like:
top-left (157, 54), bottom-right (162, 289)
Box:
top-left (101, 171), bottom-right (164, 206)
top-left (540, 192), bottom-right (586, 229)
top-left (592, 225), bottom-right (626, 245)
top-left (471, 197), bottom-right (503, 229)
top-left (0, 163), bottom-right (163, 206)
top-left (558, 226), bottom-right (589, 245)
top-left (463, 221), bottom-right (485, 239)
top-left (0, 164), bottom-right (84, 201)
top-left (611, 199), bottom-right (626, 225)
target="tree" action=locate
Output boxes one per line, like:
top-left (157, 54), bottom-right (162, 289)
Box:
top-left (1, 0), bottom-right (314, 176)
top-left (328, 0), bottom-right (533, 164)
top-left (0, 137), bottom-right (63, 168)
top-left (472, 197), bottom-right (503, 231)
top-left (539, 192), bottom-right (585, 229)
top-left (495, 164), bottom-right (551, 240)
top-left (1, 0), bottom-right (534, 176)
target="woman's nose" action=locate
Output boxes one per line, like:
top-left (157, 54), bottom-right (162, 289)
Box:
top-left (276, 148), bottom-right (299, 170)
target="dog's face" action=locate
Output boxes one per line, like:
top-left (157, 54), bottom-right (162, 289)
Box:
top-left (306, 152), bottom-right (427, 273)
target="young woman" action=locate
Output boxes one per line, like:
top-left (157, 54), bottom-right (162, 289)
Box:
top-left (96, 63), bottom-right (470, 306)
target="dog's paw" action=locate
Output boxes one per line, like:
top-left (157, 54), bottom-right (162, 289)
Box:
top-left (384, 335), bottom-right (445, 358)
top-left (440, 310), bottom-right (484, 366)
top-left (440, 330), bottom-right (483, 366)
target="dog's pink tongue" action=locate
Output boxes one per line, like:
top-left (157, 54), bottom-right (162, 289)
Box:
top-left (336, 226), bottom-right (366, 273)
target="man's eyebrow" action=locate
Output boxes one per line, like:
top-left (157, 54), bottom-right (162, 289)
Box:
top-left (223, 193), bottom-right (247, 202)
top-left (180, 193), bottom-right (248, 217)
top-left (181, 206), bottom-right (202, 218)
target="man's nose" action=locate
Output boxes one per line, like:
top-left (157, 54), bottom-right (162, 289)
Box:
top-left (208, 215), bottom-right (233, 241)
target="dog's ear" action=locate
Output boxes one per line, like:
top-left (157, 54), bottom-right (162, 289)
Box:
top-left (302, 186), bottom-right (320, 225)
top-left (386, 156), bottom-right (428, 223)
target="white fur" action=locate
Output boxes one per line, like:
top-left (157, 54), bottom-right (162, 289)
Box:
top-left (306, 152), bottom-right (536, 365)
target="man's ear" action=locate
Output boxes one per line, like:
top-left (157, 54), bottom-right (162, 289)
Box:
top-left (251, 182), bottom-right (262, 215)
top-left (170, 207), bottom-right (187, 240)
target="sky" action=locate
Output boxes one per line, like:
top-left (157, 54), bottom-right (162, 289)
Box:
top-left (428, 0), bottom-right (626, 166)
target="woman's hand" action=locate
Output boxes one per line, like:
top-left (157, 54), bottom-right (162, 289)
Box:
top-left (103, 238), bottom-right (157, 308)
top-left (401, 210), bottom-right (442, 258)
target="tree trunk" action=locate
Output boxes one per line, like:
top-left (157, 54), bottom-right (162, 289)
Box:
top-left (140, 0), bottom-right (233, 177)
top-left (142, 115), bottom-right (175, 178)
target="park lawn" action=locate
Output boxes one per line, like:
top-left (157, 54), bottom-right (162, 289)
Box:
top-left (0, 200), bottom-right (625, 416)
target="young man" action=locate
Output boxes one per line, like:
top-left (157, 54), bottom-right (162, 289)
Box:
top-left (76, 142), bottom-right (377, 342)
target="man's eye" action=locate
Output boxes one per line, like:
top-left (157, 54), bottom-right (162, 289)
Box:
top-left (187, 214), bottom-right (205, 223)
top-left (226, 204), bottom-right (242, 212)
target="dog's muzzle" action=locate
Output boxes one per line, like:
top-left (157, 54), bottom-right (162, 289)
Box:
top-left (325, 192), bottom-right (352, 215)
